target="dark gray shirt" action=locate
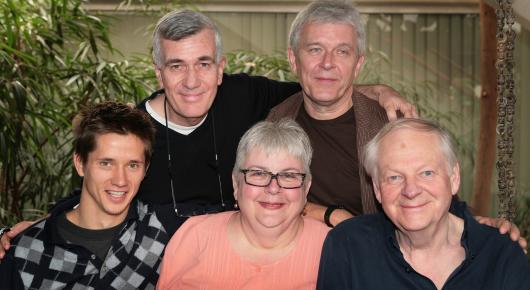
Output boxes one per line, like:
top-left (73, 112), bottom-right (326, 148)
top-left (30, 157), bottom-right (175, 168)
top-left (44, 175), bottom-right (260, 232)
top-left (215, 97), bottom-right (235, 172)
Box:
top-left (317, 202), bottom-right (530, 290)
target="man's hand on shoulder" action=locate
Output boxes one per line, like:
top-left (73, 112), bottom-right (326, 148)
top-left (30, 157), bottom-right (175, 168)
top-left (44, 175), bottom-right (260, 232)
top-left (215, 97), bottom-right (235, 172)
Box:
top-left (356, 84), bottom-right (418, 120)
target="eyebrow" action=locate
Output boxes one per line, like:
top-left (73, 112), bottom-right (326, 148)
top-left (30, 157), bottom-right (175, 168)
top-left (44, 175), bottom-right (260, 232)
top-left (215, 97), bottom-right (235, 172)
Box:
top-left (304, 42), bottom-right (353, 49)
top-left (97, 158), bottom-right (114, 162)
top-left (198, 56), bottom-right (215, 62)
top-left (246, 166), bottom-right (302, 172)
top-left (164, 55), bottom-right (215, 65)
top-left (96, 158), bottom-right (145, 164)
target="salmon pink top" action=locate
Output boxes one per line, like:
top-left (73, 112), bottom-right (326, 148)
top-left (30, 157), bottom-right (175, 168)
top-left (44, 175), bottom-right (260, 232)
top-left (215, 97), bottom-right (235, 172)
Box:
top-left (157, 211), bottom-right (329, 290)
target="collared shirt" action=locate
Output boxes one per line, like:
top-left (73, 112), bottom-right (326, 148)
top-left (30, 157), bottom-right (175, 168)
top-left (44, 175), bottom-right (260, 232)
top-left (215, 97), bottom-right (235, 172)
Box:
top-left (317, 202), bottom-right (530, 290)
top-left (0, 194), bottom-right (184, 290)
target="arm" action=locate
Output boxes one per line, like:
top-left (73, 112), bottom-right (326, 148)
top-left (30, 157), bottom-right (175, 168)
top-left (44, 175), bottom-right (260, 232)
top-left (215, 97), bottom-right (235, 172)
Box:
top-left (156, 217), bottom-right (203, 289)
top-left (356, 84), bottom-right (418, 120)
top-left (475, 216), bottom-right (527, 252)
top-left (316, 233), bottom-right (353, 290)
top-left (304, 202), bottom-right (353, 227)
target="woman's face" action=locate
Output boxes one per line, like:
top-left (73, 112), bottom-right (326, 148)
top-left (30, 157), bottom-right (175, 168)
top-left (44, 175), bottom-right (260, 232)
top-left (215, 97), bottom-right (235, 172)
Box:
top-left (233, 147), bottom-right (310, 231)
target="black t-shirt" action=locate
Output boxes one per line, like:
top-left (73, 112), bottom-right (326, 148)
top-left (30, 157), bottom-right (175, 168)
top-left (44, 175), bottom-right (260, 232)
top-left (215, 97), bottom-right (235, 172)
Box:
top-left (56, 212), bottom-right (124, 261)
top-left (296, 106), bottom-right (363, 215)
top-left (137, 73), bottom-right (300, 210)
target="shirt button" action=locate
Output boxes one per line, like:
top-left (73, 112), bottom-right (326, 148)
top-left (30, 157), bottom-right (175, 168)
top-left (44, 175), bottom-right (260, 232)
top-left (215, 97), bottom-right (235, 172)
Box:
top-left (91, 254), bottom-right (96, 260)
top-left (405, 267), bottom-right (411, 273)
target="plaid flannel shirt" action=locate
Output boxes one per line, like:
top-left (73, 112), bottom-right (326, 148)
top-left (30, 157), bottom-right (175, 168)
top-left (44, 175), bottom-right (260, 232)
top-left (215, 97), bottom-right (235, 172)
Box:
top-left (0, 195), bottom-right (176, 290)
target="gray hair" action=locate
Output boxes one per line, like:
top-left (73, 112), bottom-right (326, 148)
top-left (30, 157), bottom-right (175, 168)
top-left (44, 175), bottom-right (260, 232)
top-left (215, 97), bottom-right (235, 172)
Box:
top-left (152, 9), bottom-right (223, 68)
top-left (363, 118), bottom-right (458, 181)
top-left (289, 0), bottom-right (366, 56)
top-left (233, 119), bottom-right (313, 181)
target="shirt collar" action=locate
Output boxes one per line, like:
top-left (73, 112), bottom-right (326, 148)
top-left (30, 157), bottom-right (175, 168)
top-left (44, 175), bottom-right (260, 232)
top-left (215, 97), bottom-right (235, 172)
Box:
top-left (44, 192), bottom-right (140, 245)
top-left (383, 200), bottom-right (478, 258)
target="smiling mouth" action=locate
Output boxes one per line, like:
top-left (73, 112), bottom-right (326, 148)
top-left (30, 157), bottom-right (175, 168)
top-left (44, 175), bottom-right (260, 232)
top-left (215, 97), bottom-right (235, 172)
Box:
top-left (107, 190), bottom-right (127, 198)
top-left (401, 202), bottom-right (428, 210)
top-left (258, 202), bottom-right (285, 210)
top-left (315, 77), bottom-right (337, 82)
top-left (180, 91), bottom-right (206, 99)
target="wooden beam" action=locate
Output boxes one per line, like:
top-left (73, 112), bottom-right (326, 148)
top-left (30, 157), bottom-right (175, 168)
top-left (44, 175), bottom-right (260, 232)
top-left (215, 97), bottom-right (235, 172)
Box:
top-left (84, 0), bottom-right (479, 14)
top-left (471, 0), bottom-right (497, 216)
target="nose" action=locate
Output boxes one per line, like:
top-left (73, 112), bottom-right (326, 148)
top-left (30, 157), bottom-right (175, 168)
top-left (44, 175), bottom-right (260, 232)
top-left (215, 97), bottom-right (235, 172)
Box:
top-left (112, 167), bottom-right (127, 187)
top-left (402, 177), bottom-right (421, 199)
top-left (320, 51), bottom-right (334, 70)
top-left (266, 177), bottom-right (281, 195)
top-left (183, 66), bottom-right (200, 89)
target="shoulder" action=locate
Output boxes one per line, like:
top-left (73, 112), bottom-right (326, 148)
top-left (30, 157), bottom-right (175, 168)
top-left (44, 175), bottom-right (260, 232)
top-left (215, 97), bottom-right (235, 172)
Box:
top-left (468, 215), bottom-right (525, 256)
top-left (328, 213), bottom-right (385, 243)
top-left (133, 201), bottom-right (176, 239)
top-left (181, 211), bottom-right (233, 233)
top-left (164, 212), bottom-right (234, 254)
top-left (9, 219), bottom-right (48, 262)
top-left (137, 89), bottom-right (164, 110)
top-left (302, 217), bottom-right (331, 240)
top-left (352, 91), bottom-right (388, 120)
top-left (267, 92), bottom-right (304, 120)
top-left (12, 218), bottom-right (47, 244)
top-left (168, 211), bottom-right (234, 243)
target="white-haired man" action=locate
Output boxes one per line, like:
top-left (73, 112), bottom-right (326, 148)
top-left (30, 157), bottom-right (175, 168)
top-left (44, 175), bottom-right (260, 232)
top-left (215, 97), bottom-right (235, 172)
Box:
top-left (317, 118), bottom-right (530, 289)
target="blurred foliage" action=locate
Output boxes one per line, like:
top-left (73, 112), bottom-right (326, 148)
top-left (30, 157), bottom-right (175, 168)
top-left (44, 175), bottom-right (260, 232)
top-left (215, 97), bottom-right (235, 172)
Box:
top-left (224, 50), bottom-right (296, 82)
top-left (1, 1), bottom-right (527, 245)
top-left (0, 0), bottom-right (157, 225)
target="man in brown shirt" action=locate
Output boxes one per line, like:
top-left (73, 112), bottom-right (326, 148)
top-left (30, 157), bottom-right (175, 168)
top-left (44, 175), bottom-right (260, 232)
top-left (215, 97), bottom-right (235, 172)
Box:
top-left (268, 1), bottom-right (527, 251)
top-left (268, 0), bottom-right (395, 227)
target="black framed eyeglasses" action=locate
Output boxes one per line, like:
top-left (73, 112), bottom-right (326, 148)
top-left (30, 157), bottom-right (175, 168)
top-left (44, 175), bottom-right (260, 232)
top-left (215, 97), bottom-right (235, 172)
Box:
top-left (239, 169), bottom-right (306, 189)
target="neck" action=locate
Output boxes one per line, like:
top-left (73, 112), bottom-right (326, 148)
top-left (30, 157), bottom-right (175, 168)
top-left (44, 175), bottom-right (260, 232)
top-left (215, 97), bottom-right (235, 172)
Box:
top-left (66, 193), bottom-right (129, 230)
top-left (302, 87), bottom-right (354, 120)
top-left (396, 213), bottom-right (463, 255)
top-left (150, 93), bottom-right (205, 126)
top-left (236, 212), bottom-right (303, 250)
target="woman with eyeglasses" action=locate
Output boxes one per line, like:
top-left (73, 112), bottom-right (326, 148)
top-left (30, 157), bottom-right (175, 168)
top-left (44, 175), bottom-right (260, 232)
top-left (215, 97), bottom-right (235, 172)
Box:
top-left (157, 119), bottom-right (329, 289)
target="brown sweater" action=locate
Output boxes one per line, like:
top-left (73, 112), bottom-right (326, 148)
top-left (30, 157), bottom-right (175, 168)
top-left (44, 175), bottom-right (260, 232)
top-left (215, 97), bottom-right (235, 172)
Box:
top-left (267, 91), bottom-right (388, 214)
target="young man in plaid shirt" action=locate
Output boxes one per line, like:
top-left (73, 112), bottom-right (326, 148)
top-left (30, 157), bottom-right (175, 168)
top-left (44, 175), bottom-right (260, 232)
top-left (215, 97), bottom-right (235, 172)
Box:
top-left (0, 102), bottom-right (185, 289)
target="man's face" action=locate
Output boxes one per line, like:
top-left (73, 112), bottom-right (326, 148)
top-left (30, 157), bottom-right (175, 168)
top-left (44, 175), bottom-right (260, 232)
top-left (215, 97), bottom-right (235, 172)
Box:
top-left (373, 129), bottom-right (460, 234)
top-left (155, 28), bottom-right (225, 126)
top-left (288, 22), bottom-right (365, 112)
top-left (74, 133), bottom-right (147, 226)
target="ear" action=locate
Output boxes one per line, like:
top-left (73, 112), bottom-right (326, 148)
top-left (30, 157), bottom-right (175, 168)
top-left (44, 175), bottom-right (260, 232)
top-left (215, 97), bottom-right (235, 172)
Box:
top-left (353, 54), bottom-right (365, 80)
top-left (373, 179), bottom-right (382, 204)
top-left (154, 63), bottom-right (164, 88)
top-left (232, 173), bottom-right (239, 201)
top-left (73, 154), bottom-right (85, 177)
top-left (287, 47), bottom-right (298, 74)
top-left (450, 163), bottom-right (461, 196)
top-left (217, 56), bottom-right (226, 86)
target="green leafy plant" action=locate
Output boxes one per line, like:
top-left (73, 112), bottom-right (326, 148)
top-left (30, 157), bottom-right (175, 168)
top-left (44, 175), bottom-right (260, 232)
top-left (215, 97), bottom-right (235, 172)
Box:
top-left (224, 50), bottom-right (296, 82)
top-left (0, 0), bottom-right (156, 225)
